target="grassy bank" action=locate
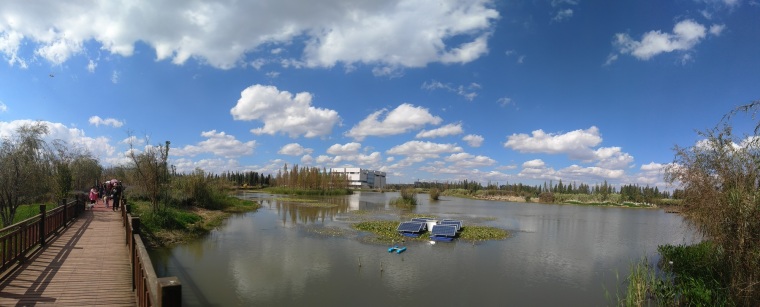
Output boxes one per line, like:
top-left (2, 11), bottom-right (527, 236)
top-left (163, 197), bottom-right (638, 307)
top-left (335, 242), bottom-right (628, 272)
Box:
top-left (129, 195), bottom-right (260, 247)
top-left (617, 242), bottom-right (731, 306)
top-left (12, 203), bottom-right (57, 224)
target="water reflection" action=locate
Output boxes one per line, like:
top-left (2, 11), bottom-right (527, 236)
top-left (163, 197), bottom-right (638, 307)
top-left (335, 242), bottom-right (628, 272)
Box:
top-left (150, 191), bottom-right (699, 306)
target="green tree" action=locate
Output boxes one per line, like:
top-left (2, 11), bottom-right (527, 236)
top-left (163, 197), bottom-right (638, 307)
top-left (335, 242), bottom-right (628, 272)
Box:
top-left (0, 123), bottom-right (54, 226)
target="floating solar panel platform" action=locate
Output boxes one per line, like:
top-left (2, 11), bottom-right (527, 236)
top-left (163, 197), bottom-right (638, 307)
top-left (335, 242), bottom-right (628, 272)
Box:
top-left (431, 225), bottom-right (458, 238)
top-left (397, 221), bottom-right (426, 237)
top-left (440, 220), bottom-right (463, 231)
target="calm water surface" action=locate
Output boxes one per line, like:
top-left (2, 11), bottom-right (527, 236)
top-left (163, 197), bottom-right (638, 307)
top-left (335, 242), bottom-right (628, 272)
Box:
top-left (149, 191), bottom-right (698, 306)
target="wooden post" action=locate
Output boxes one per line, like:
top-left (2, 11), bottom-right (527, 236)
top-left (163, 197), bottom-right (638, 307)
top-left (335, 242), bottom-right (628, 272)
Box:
top-left (39, 205), bottom-right (46, 247)
top-left (60, 198), bottom-right (67, 227)
top-left (157, 277), bottom-right (182, 306)
top-left (131, 217), bottom-right (140, 290)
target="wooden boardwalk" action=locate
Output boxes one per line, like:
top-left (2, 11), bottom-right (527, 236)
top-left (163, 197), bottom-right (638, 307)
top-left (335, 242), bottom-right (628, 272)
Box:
top-left (0, 201), bottom-right (136, 306)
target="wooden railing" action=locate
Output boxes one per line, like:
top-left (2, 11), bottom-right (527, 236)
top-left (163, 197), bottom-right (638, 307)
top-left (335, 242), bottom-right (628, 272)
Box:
top-left (120, 198), bottom-right (182, 306)
top-left (0, 198), bottom-right (82, 273)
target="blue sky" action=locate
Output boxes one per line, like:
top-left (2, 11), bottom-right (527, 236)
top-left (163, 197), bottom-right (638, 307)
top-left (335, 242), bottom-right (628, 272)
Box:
top-left (0, 0), bottom-right (758, 188)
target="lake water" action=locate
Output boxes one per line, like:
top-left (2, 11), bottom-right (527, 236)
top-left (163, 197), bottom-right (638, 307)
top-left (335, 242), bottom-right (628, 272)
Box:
top-left (149, 191), bottom-right (699, 306)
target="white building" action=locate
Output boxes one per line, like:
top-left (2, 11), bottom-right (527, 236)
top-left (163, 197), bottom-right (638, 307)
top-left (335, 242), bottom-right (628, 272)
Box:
top-left (330, 168), bottom-right (386, 189)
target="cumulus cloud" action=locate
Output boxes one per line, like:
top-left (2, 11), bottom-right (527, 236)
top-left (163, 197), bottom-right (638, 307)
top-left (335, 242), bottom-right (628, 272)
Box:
top-left (89, 116), bottom-right (124, 128)
top-left (346, 103), bottom-right (442, 140)
top-left (0, 0), bottom-right (498, 70)
top-left (416, 123), bottom-right (463, 138)
top-left (231, 84), bottom-right (340, 138)
top-left (462, 134), bottom-right (484, 147)
top-left (326, 142), bottom-right (362, 155)
top-left (278, 143), bottom-right (313, 156)
top-left (612, 19), bottom-right (724, 61)
top-left (505, 126), bottom-right (635, 169)
top-left (172, 130), bottom-right (256, 158)
top-left (522, 159), bottom-right (546, 168)
top-left (504, 126), bottom-right (603, 159)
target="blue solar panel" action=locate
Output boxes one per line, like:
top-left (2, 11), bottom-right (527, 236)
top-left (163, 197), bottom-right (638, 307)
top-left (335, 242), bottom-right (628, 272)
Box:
top-left (431, 225), bottom-right (457, 237)
top-left (440, 220), bottom-right (462, 231)
top-left (397, 222), bottom-right (425, 233)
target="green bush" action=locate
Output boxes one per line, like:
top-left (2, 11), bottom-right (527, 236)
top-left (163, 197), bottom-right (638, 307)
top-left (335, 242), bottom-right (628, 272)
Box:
top-left (391, 188), bottom-right (418, 206)
top-left (429, 188), bottom-right (440, 201)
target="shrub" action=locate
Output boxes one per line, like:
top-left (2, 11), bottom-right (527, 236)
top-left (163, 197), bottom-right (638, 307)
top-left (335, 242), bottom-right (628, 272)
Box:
top-left (538, 192), bottom-right (555, 203)
top-left (429, 188), bottom-right (440, 201)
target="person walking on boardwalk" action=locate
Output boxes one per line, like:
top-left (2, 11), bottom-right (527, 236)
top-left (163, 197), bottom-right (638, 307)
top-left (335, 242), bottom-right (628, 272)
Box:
top-left (111, 181), bottom-right (122, 211)
top-left (88, 186), bottom-right (98, 210)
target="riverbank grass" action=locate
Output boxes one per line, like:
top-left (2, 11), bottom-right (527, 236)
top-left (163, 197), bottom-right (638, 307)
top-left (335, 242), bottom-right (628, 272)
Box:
top-left (130, 196), bottom-right (260, 247)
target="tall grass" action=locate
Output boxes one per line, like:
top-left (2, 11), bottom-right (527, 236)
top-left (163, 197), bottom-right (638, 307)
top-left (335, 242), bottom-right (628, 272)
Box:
top-left (617, 243), bottom-right (731, 306)
top-left (391, 188), bottom-right (418, 206)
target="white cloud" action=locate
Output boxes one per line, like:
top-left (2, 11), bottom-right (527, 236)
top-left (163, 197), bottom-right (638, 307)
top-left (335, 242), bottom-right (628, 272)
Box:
top-left (0, 101), bottom-right (6, 112)
top-left (552, 9), bottom-right (573, 22)
top-left (709, 24), bottom-right (726, 36)
top-left (462, 134), bottom-right (484, 147)
top-left (386, 140), bottom-right (463, 158)
top-left (421, 80), bottom-right (481, 101)
top-left (497, 97), bottom-right (512, 107)
top-left (346, 103), bottom-right (442, 140)
top-left (0, 30), bottom-right (27, 68)
top-left (172, 130), bottom-right (256, 158)
top-left (88, 116), bottom-right (124, 128)
top-left (300, 154), bottom-right (314, 165)
top-left (522, 159), bottom-right (546, 168)
top-left (87, 59), bottom-right (97, 73)
top-left (111, 70), bottom-right (120, 84)
top-left (231, 84), bottom-right (340, 138)
top-left (504, 126), bottom-right (603, 159)
top-left (278, 143), bottom-right (313, 156)
top-left (613, 19), bottom-right (708, 61)
top-left (592, 147), bottom-right (634, 169)
top-left (505, 126), bottom-right (634, 170)
top-left (416, 123), bottom-right (463, 138)
top-left (0, 1), bottom-right (498, 70)
top-left (444, 152), bottom-right (496, 168)
top-left (326, 142), bottom-right (362, 155)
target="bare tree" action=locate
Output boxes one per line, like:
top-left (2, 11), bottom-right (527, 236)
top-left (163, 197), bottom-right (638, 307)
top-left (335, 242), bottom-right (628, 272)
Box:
top-left (127, 133), bottom-right (170, 211)
top-left (0, 123), bottom-right (54, 226)
top-left (666, 100), bottom-right (760, 305)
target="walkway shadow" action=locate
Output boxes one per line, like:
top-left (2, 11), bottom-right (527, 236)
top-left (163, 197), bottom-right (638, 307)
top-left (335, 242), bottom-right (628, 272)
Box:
top-left (0, 211), bottom-right (94, 305)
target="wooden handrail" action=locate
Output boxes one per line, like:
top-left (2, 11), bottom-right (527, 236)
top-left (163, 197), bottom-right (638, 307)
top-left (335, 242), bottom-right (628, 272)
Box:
top-left (120, 197), bottom-right (182, 307)
top-left (0, 198), bottom-right (81, 274)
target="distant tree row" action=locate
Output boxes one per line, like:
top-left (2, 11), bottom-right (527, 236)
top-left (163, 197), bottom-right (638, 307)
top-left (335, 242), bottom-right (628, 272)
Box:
top-left (399, 178), bottom-right (673, 200)
top-left (273, 164), bottom-right (348, 190)
top-left (222, 170), bottom-right (272, 188)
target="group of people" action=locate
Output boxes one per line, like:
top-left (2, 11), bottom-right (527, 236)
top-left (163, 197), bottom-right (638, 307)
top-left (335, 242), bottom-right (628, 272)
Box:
top-left (87, 179), bottom-right (123, 211)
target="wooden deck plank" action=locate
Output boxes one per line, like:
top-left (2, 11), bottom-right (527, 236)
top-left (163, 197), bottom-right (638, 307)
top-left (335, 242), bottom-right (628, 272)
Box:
top-left (0, 206), bottom-right (136, 306)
